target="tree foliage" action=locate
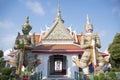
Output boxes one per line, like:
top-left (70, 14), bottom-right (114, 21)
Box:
top-left (0, 50), bottom-right (4, 72)
top-left (108, 33), bottom-right (120, 68)
top-left (0, 50), bottom-right (11, 80)
top-left (0, 50), bottom-right (3, 58)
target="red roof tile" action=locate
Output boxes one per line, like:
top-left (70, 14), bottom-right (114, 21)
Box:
top-left (35, 34), bottom-right (40, 45)
top-left (77, 34), bottom-right (82, 44)
top-left (32, 44), bottom-right (84, 54)
top-left (34, 44), bottom-right (82, 50)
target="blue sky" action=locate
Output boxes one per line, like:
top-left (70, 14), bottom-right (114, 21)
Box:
top-left (0, 0), bottom-right (120, 51)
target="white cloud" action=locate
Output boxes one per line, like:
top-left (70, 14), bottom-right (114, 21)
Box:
top-left (0, 20), bottom-right (17, 51)
top-left (0, 20), bottom-right (15, 29)
top-left (0, 34), bottom-right (16, 51)
top-left (26, 1), bottom-right (45, 16)
top-left (112, 7), bottom-right (120, 17)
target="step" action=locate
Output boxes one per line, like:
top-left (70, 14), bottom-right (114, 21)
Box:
top-left (48, 75), bottom-right (67, 78)
top-left (46, 78), bottom-right (75, 80)
top-left (46, 75), bottom-right (75, 80)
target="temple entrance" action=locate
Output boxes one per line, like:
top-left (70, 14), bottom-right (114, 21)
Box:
top-left (48, 55), bottom-right (67, 75)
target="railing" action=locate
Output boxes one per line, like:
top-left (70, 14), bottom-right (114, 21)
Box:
top-left (74, 72), bottom-right (83, 80)
top-left (74, 71), bottom-right (120, 80)
top-left (74, 72), bottom-right (94, 80)
top-left (35, 71), bottom-right (42, 80)
top-left (115, 72), bottom-right (120, 80)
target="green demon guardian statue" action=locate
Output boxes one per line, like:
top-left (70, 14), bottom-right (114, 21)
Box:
top-left (14, 16), bottom-right (41, 75)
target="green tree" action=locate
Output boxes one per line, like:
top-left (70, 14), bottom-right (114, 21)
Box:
top-left (108, 33), bottom-right (120, 68)
top-left (0, 50), bottom-right (3, 58)
top-left (0, 50), bottom-right (12, 80)
top-left (0, 50), bottom-right (4, 72)
top-left (0, 68), bottom-right (11, 80)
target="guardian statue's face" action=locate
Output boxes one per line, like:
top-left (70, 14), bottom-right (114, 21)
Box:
top-left (85, 25), bottom-right (93, 33)
top-left (22, 26), bottom-right (30, 35)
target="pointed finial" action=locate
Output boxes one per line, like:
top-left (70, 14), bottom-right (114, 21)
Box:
top-left (54, 0), bottom-right (64, 23)
top-left (57, 0), bottom-right (61, 17)
top-left (58, 0), bottom-right (60, 8)
top-left (26, 16), bottom-right (29, 23)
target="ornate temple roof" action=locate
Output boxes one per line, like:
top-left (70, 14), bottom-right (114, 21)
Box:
top-left (32, 0), bottom-right (83, 53)
top-left (32, 44), bottom-right (84, 54)
top-left (41, 0), bottom-right (73, 43)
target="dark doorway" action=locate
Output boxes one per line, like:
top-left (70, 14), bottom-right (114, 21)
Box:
top-left (49, 55), bottom-right (67, 75)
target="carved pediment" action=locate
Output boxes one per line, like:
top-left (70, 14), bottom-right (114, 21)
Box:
top-left (43, 21), bottom-right (73, 41)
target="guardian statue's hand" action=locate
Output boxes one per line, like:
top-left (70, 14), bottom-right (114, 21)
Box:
top-left (91, 39), bottom-right (95, 46)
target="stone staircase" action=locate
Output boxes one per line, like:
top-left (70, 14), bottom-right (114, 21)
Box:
top-left (46, 75), bottom-right (75, 80)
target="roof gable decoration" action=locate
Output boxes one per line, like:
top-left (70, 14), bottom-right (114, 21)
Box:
top-left (43, 21), bottom-right (73, 40)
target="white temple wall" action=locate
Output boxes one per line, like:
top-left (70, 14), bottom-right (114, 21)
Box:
top-left (36, 54), bottom-right (49, 78)
top-left (66, 54), bottom-right (79, 78)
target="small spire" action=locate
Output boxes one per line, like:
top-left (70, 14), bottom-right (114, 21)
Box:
top-left (57, 0), bottom-right (61, 17)
top-left (54, 0), bottom-right (64, 23)
top-left (26, 16), bottom-right (29, 23)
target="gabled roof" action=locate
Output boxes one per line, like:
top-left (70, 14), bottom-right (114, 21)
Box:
top-left (43, 21), bottom-right (73, 40)
top-left (34, 32), bottom-right (80, 45)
